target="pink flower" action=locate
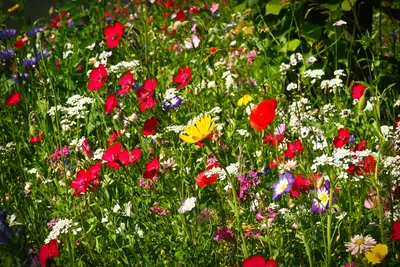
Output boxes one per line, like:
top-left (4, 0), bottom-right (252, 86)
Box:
top-left (210, 3), bottom-right (219, 14)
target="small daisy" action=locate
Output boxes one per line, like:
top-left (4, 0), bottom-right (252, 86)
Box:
top-left (345, 235), bottom-right (376, 256)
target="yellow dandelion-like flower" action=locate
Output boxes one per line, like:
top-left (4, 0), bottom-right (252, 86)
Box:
top-left (237, 94), bottom-right (253, 106)
top-left (365, 244), bottom-right (388, 264)
top-left (8, 4), bottom-right (20, 13)
top-left (179, 115), bottom-right (214, 144)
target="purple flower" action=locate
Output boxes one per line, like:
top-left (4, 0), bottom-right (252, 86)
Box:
top-left (37, 49), bottom-right (51, 60)
top-left (0, 49), bottom-right (15, 60)
top-left (214, 226), bottom-right (234, 242)
top-left (23, 57), bottom-right (38, 67)
top-left (311, 181), bottom-right (336, 215)
top-left (26, 27), bottom-right (44, 38)
top-left (272, 173), bottom-right (295, 200)
top-left (0, 209), bottom-right (12, 245)
top-left (0, 29), bottom-right (17, 41)
top-left (163, 96), bottom-right (183, 110)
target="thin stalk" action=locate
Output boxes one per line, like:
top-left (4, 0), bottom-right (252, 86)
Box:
top-left (205, 142), bottom-right (248, 258)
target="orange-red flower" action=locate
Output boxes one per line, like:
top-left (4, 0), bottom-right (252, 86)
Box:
top-left (249, 99), bottom-right (277, 131)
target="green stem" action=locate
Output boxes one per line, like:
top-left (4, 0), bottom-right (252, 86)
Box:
top-left (205, 142), bottom-right (248, 259)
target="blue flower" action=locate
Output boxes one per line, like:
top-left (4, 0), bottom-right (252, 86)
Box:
top-left (0, 29), bottom-right (17, 41)
top-left (0, 49), bottom-right (15, 60)
top-left (272, 173), bottom-right (295, 200)
top-left (26, 27), bottom-right (44, 38)
top-left (163, 96), bottom-right (183, 110)
top-left (0, 209), bottom-right (12, 245)
top-left (23, 57), bottom-right (38, 67)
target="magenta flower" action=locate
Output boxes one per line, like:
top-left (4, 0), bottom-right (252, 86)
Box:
top-left (214, 226), bottom-right (234, 242)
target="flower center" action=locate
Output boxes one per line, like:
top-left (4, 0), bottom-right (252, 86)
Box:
top-left (112, 33), bottom-right (119, 40)
top-left (355, 239), bottom-right (364, 245)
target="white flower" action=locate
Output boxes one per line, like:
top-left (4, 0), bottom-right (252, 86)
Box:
top-left (178, 197), bottom-right (196, 214)
top-left (113, 203), bottom-right (121, 213)
top-left (86, 42), bottom-right (96, 50)
top-left (333, 20), bottom-right (347, 26)
top-left (286, 82), bottom-right (297, 91)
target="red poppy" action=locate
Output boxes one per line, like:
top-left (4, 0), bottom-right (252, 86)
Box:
top-left (284, 140), bottom-right (304, 159)
top-left (139, 97), bottom-right (157, 112)
top-left (249, 99), bottom-right (277, 131)
top-left (262, 134), bottom-right (284, 146)
top-left (196, 170), bottom-right (218, 187)
top-left (104, 94), bottom-right (118, 114)
top-left (290, 174), bottom-right (313, 198)
top-left (118, 71), bottom-right (134, 95)
top-left (108, 131), bottom-right (121, 144)
top-left (242, 255), bottom-right (277, 267)
top-left (137, 78), bottom-right (157, 102)
top-left (175, 10), bottom-right (186, 21)
top-left (102, 143), bottom-right (122, 162)
top-left (361, 155), bottom-right (376, 174)
top-left (29, 132), bottom-right (44, 144)
top-left (81, 138), bottom-right (93, 159)
top-left (143, 117), bottom-right (159, 136)
top-left (71, 162), bottom-right (102, 196)
top-left (104, 21), bottom-right (125, 49)
top-left (352, 84), bottom-right (366, 99)
top-left (394, 116), bottom-right (400, 130)
top-left (143, 157), bottom-right (160, 178)
top-left (14, 40), bottom-right (24, 49)
top-left (189, 7), bottom-right (201, 14)
top-left (39, 239), bottom-right (60, 267)
top-left (6, 92), bottom-right (20, 106)
top-left (88, 64), bottom-right (108, 91)
top-left (333, 128), bottom-right (350, 148)
top-left (131, 148), bottom-right (142, 164)
top-left (173, 66), bottom-right (192, 89)
top-left (391, 221), bottom-right (400, 241)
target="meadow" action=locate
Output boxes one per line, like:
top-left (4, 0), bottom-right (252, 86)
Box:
top-left (1, 0), bottom-right (400, 266)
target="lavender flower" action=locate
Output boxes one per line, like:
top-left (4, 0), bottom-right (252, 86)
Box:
top-left (272, 173), bottom-right (295, 200)
top-left (0, 29), bottom-right (17, 41)
top-left (0, 49), bottom-right (15, 60)
top-left (214, 226), bottom-right (234, 242)
top-left (311, 180), bottom-right (336, 214)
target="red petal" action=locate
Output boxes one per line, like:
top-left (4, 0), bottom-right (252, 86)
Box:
top-left (102, 143), bottom-right (122, 162)
top-left (131, 148), bottom-right (142, 164)
top-left (104, 94), bottom-right (118, 114)
top-left (250, 99), bottom-right (277, 131)
top-left (142, 117), bottom-right (159, 136)
top-left (242, 255), bottom-right (267, 267)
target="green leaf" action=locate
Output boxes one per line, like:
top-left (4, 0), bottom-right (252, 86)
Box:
top-left (341, 0), bottom-right (356, 11)
top-left (233, 1), bottom-right (247, 12)
top-left (266, 0), bottom-right (289, 15)
top-left (248, 0), bottom-right (259, 8)
top-left (280, 39), bottom-right (301, 53)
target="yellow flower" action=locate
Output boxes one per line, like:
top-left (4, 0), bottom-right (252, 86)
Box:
top-left (179, 115), bottom-right (214, 144)
top-left (8, 4), bottom-right (20, 13)
top-left (237, 94), bottom-right (253, 106)
top-left (365, 244), bottom-right (388, 264)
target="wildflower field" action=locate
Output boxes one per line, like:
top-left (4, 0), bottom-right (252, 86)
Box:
top-left (1, 0), bottom-right (400, 266)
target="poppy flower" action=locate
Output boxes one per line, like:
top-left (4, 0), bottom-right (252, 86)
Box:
top-left (284, 140), bottom-right (304, 159)
top-left (39, 239), bottom-right (59, 267)
top-left (81, 138), bottom-right (93, 159)
top-left (104, 94), bottom-right (118, 114)
top-left (6, 92), bottom-right (20, 106)
top-left (71, 162), bottom-right (102, 196)
top-left (290, 174), bottom-right (313, 198)
top-left (137, 78), bottom-right (157, 102)
top-left (118, 71), bottom-right (134, 95)
top-left (104, 21), bottom-right (125, 49)
top-left (88, 64), bottom-right (108, 90)
top-left (175, 10), bottom-right (186, 21)
top-left (242, 255), bottom-right (277, 267)
top-left (352, 84), bottom-right (366, 99)
top-left (173, 66), bottom-right (192, 89)
top-left (143, 157), bottom-right (160, 179)
top-left (14, 40), bottom-right (24, 48)
top-left (262, 134), bottom-right (284, 146)
top-left (391, 221), bottom-right (400, 241)
top-left (139, 97), bottom-right (157, 112)
top-left (142, 117), bottom-right (159, 136)
top-left (102, 143), bottom-right (122, 162)
top-left (30, 132), bottom-right (44, 144)
top-left (249, 99), bottom-right (277, 131)
top-left (333, 128), bottom-right (350, 148)
top-left (196, 171), bottom-right (218, 187)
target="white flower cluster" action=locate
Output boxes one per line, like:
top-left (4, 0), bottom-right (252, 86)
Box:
top-left (109, 60), bottom-right (140, 74)
top-left (45, 219), bottom-right (81, 244)
top-left (48, 95), bottom-right (95, 132)
top-left (382, 155), bottom-right (400, 181)
top-left (303, 69), bottom-right (324, 84)
top-left (286, 82), bottom-right (297, 91)
top-left (320, 69), bottom-right (346, 93)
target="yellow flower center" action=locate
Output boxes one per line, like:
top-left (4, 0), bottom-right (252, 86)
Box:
top-left (355, 239), bottom-right (364, 245)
